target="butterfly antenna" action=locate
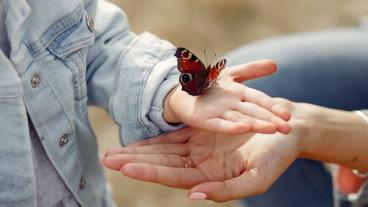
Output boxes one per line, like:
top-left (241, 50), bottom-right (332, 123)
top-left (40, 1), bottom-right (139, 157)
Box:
top-left (204, 49), bottom-right (209, 66)
top-left (210, 53), bottom-right (217, 66)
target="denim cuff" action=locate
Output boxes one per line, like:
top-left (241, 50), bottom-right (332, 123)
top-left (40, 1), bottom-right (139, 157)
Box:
top-left (149, 75), bottom-right (185, 132)
top-left (109, 32), bottom-right (184, 145)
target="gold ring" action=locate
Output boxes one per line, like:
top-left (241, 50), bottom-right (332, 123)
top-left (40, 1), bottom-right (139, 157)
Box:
top-left (182, 157), bottom-right (188, 168)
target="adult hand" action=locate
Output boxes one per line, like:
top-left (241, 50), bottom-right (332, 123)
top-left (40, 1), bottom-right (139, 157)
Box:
top-left (104, 100), bottom-right (368, 202)
top-left (103, 107), bottom-right (301, 202)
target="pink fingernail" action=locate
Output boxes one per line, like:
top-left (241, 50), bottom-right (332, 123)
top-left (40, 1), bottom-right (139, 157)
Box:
top-left (189, 192), bottom-right (207, 200)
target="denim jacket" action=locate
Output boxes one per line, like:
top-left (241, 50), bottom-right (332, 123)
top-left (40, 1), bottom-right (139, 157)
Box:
top-left (0, 0), bottom-right (180, 206)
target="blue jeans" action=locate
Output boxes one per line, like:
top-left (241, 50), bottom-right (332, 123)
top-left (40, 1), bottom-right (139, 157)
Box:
top-left (225, 28), bottom-right (368, 207)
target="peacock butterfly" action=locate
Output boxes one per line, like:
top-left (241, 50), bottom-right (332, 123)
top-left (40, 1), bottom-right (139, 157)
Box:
top-left (174, 47), bottom-right (227, 96)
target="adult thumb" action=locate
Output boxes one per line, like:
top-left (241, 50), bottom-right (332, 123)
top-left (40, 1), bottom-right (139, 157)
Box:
top-left (188, 169), bottom-right (268, 202)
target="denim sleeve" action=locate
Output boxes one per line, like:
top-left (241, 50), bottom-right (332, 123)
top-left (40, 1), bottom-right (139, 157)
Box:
top-left (84, 0), bottom-right (183, 145)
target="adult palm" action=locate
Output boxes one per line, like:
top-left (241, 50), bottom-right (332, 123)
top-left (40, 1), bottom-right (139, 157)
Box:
top-left (103, 126), bottom-right (301, 202)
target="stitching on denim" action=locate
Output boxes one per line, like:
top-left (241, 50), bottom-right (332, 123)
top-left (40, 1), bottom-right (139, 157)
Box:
top-left (28, 4), bottom-right (84, 57)
top-left (137, 43), bottom-right (174, 137)
top-left (108, 34), bottom-right (138, 122)
top-left (108, 33), bottom-right (174, 139)
top-left (41, 70), bottom-right (76, 136)
top-left (56, 36), bottom-right (94, 58)
top-left (13, 44), bottom-right (34, 75)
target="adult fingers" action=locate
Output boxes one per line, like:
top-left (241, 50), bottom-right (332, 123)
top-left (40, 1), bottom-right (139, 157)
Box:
top-left (189, 168), bottom-right (269, 202)
top-left (105, 144), bottom-right (189, 157)
top-left (128, 127), bottom-right (192, 147)
top-left (225, 60), bottom-right (277, 83)
top-left (103, 153), bottom-right (191, 170)
top-left (121, 163), bottom-right (207, 189)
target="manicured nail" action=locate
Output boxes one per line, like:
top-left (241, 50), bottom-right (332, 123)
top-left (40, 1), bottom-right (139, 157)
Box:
top-left (189, 192), bottom-right (207, 200)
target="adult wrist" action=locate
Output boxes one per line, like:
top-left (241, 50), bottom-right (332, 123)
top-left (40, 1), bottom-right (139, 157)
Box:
top-left (352, 110), bottom-right (368, 175)
top-left (286, 103), bottom-right (322, 158)
top-left (296, 105), bottom-right (368, 172)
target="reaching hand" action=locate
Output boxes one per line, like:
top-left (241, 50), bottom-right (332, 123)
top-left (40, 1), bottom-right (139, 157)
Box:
top-left (163, 60), bottom-right (291, 135)
top-left (103, 122), bottom-right (301, 202)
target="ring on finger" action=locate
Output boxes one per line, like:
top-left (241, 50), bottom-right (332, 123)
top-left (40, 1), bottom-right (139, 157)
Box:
top-left (182, 157), bottom-right (188, 168)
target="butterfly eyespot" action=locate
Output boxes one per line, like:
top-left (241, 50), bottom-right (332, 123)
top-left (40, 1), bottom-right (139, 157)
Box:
top-left (181, 50), bottom-right (192, 60)
top-left (180, 73), bottom-right (193, 84)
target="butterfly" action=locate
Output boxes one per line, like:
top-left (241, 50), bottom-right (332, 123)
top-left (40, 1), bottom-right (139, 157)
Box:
top-left (174, 47), bottom-right (227, 96)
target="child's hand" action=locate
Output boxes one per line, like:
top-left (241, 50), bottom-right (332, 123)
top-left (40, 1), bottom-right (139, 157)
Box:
top-left (163, 60), bottom-right (291, 134)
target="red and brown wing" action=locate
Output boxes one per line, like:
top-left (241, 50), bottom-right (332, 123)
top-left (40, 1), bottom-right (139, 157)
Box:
top-left (174, 47), bottom-right (206, 73)
top-left (209, 59), bottom-right (227, 81)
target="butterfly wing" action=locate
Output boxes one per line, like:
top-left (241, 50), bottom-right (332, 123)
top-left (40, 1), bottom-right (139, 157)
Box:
top-left (174, 47), bottom-right (209, 96)
top-left (209, 59), bottom-right (227, 81)
top-left (174, 47), bottom-right (207, 73)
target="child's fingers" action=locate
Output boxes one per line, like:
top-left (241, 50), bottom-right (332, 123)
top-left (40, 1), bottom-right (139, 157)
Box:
top-left (222, 111), bottom-right (277, 134)
top-left (236, 102), bottom-right (286, 124)
top-left (203, 118), bottom-right (251, 134)
top-left (226, 60), bottom-right (277, 83)
top-left (271, 116), bottom-right (291, 134)
top-left (235, 102), bottom-right (291, 134)
top-left (242, 87), bottom-right (290, 120)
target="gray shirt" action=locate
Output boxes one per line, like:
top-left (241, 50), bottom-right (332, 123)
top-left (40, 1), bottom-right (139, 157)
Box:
top-left (29, 120), bottom-right (79, 207)
top-left (0, 2), bottom-right (79, 206)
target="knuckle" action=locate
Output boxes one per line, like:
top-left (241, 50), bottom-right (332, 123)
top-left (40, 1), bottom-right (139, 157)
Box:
top-left (236, 101), bottom-right (252, 111)
top-left (222, 110), bottom-right (235, 120)
top-left (224, 83), bottom-right (244, 97)
top-left (274, 97), bottom-right (288, 104)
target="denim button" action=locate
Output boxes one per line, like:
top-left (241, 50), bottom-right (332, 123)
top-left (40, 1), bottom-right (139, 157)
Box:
top-left (31, 74), bottom-right (41, 88)
top-left (79, 177), bottom-right (86, 189)
top-left (59, 134), bottom-right (69, 147)
top-left (86, 15), bottom-right (94, 33)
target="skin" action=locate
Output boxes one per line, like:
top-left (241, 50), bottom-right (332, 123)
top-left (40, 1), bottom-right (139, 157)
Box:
top-left (103, 100), bottom-right (368, 202)
top-left (163, 60), bottom-right (291, 134)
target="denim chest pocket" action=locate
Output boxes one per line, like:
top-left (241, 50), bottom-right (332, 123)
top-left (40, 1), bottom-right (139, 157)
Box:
top-left (48, 12), bottom-right (95, 102)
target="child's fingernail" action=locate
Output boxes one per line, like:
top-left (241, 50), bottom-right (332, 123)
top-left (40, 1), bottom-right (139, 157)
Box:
top-left (189, 192), bottom-right (207, 200)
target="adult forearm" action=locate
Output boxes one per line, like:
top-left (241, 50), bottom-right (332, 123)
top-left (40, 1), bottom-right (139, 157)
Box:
top-left (295, 103), bottom-right (368, 172)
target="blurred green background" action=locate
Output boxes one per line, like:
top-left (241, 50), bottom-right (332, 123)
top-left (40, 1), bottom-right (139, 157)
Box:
top-left (91, 0), bottom-right (368, 206)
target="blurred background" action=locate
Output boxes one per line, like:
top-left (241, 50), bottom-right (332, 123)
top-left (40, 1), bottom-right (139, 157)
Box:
top-left (90, 0), bottom-right (368, 206)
